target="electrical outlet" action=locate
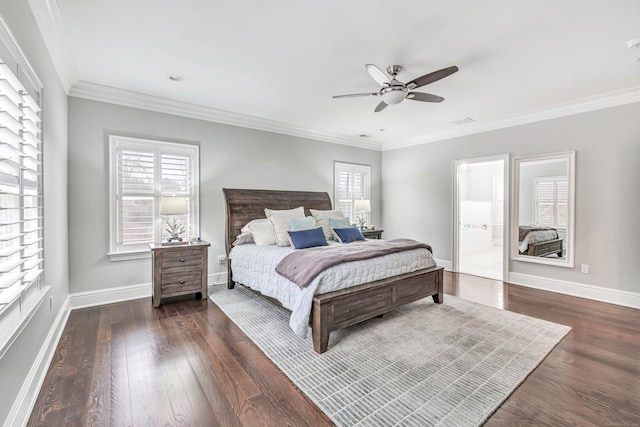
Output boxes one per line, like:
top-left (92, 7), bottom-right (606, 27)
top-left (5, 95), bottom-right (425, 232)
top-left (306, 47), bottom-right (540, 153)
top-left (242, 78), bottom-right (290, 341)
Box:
top-left (217, 254), bottom-right (227, 265)
top-left (580, 264), bottom-right (589, 274)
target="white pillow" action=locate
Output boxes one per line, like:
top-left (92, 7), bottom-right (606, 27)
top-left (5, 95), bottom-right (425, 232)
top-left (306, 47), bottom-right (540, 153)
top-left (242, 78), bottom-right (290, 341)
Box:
top-left (232, 231), bottom-right (254, 246)
top-left (265, 206), bottom-right (305, 246)
top-left (243, 218), bottom-right (276, 246)
top-left (310, 209), bottom-right (346, 241)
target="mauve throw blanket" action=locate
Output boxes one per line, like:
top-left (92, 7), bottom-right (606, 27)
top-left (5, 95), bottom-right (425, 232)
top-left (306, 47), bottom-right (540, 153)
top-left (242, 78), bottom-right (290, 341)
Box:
top-left (276, 239), bottom-right (433, 289)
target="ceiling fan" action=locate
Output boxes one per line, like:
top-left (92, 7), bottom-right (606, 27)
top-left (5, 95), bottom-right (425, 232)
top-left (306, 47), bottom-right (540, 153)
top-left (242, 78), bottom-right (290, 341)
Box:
top-left (333, 64), bottom-right (459, 112)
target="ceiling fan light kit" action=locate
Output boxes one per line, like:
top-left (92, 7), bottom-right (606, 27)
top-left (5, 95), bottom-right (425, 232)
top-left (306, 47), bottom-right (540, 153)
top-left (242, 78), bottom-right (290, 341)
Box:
top-left (333, 63), bottom-right (459, 112)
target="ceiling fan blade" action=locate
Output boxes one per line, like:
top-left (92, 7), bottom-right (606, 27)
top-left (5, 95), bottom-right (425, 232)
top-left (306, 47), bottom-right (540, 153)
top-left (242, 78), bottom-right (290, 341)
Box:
top-left (406, 92), bottom-right (445, 103)
top-left (374, 101), bottom-right (388, 112)
top-left (406, 65), bottom-right (459, 89)
top-left (332, 92), bottom-right (377, 99)
top-left (365, 64), bottom-right (389, 86)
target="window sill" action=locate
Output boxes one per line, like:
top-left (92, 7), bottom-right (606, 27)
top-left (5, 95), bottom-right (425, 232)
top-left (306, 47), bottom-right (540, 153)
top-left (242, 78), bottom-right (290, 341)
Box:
top-left (107, 251), bottom-right (151, 262)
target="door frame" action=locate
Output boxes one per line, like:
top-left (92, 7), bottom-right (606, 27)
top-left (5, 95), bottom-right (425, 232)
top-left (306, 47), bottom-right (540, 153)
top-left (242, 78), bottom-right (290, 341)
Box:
top-left (453, 154), bottom-right (510, 280)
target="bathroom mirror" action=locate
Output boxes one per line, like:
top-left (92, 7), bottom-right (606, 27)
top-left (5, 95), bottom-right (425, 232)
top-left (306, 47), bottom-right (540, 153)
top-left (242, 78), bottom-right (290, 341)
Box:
top-left (511, 152), bottom-right (575, 267)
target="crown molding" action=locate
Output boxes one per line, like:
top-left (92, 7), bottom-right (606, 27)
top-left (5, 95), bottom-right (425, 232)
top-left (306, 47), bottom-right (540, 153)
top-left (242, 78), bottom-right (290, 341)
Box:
top-left (27, 0), bottom-right (79, 93)
top-left (69, 81), bottom-right (383, 150)
top-left (384, 85), bottom-right (640, 151)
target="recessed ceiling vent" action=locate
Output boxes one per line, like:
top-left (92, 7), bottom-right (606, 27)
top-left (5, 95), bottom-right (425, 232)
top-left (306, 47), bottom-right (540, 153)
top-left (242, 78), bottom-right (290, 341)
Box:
top-left (452, 117), bottom-right (476, 125)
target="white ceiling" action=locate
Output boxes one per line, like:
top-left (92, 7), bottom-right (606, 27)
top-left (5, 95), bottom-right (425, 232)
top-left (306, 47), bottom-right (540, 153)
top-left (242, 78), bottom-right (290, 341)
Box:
top-left (36, 0), bottom-right (640, 150)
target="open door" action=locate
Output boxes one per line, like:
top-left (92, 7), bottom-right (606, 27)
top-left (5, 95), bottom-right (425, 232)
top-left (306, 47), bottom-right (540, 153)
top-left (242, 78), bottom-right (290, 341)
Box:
top-left (453, 155), bottom-right (509, 281)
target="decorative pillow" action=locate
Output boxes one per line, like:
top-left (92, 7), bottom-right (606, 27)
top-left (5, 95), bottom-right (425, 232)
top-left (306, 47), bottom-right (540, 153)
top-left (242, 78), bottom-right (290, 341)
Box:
top-left (287, 227), bottom-right (328, 249)
top-left (310, 209), bottom-right (346, 241)
top-left (265, 206), bottom-right (305, 246)
top-left (247, 220), bottom-right (277, 246)
top-left (328, 216), bottom-right (350, 229)
top-left (332, 226), bottom-right (366, 244)
top-left (232, 231), bottom-right (254, 246)
top-left (288, 216), bottom-right (315, 231)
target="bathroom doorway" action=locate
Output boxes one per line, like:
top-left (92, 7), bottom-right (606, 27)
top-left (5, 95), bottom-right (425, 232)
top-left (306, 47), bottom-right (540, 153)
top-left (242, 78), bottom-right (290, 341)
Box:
top-left (454, 155), bottom-right (509, 281)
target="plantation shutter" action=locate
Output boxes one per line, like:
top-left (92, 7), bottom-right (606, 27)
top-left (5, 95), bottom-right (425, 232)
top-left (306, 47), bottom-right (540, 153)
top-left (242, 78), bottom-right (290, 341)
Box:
top-left (535, 177), bottom-right (567, 228)
top-left (334, 162), bottom-right (370, 223)
top-left (160, 153), bottom-right (191, 240)
top-left (0, 61), bottom-right (44, 328)
top-left (118, 149), bottom-right (155, 246)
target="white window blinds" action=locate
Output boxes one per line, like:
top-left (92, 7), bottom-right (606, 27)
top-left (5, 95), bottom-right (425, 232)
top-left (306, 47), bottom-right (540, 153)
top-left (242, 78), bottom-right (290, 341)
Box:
top-left (0, 61), bottom-right (44, 335)
top-left (334, 162), bottom-right (371, 224)
top-left (109, 136), bottom-right (199, 258)
top-left (535, 176), bottom-right (568, 228)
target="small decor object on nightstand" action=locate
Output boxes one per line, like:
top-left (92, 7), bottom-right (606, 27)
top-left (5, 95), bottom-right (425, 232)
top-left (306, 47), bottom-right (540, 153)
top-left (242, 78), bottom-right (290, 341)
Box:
top-left (160, 196), bottom-right (188, 243)
top-left (354, 199), bottom-right (371, 229)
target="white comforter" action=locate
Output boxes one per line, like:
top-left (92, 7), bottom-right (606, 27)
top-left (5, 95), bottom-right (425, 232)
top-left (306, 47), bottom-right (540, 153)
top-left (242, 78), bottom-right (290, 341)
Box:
top-left (229, 241), bottom-right (436, 338)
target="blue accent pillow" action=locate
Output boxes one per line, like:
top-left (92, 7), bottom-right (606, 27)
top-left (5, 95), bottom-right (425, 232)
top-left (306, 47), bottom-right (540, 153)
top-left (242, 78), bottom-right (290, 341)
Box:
top-left (332, 226), bottom-right (365, 243)
top-left (288, 216), bottom-right (315, 231)
top-left (287, 227), bottom-right (329, 249)
top-left (329, 216), bottom-right (350, 229)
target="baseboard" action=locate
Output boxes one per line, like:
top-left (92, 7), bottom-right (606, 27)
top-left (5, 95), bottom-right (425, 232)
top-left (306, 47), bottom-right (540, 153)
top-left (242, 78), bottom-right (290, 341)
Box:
top-left (435, 259), bottom-right (452, 271)
top-left (70, 283), bottom-right (150, 309)
top-left (4, 295), bottom-right (71, 427)
top-left (508, 272), bottom-right (640, 310)
top-left (69, 275), bottom-right (230, 310)
top-left (209, 271), bottom-right (228, 286)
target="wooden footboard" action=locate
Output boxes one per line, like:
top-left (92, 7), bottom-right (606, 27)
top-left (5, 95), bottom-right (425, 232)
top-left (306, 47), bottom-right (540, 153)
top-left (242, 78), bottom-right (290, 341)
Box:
top-left (311, 266), bottom-right (444, 354)
top-left (527, 238), bottom-right (563, 257)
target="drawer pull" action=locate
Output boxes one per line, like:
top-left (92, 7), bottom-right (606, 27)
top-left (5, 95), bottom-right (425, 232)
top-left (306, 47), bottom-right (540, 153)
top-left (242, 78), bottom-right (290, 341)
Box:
top-left (180, 280), bottom-right (185, 284)
top-left (180, 258), bottom-right (185, 262)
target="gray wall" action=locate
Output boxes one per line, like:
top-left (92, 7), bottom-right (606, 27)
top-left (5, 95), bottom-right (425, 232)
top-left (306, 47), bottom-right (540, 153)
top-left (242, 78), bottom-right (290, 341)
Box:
top-left (0, 1), bottom-right (69, 423)
top-left (68, 97), bottom-right (382, 293)
top-left (382, 102), bottom-right (640, 293)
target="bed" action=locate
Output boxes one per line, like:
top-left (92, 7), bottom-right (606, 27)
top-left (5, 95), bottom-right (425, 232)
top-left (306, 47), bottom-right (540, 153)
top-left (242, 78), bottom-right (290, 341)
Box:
top-left (518, 226), bottom-right (563, 257)
top-left (223, 188), bottom-right (444, 354)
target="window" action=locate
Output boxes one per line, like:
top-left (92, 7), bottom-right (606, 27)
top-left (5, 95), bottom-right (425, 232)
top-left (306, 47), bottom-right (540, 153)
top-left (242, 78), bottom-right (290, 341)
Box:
top-left (334, 162), bottom-right (371, 225)
top-left (535, 176), bottom-right (567, 228)
top-left (109, 136), bottom-right (199, 259)
top-left (0, 59), bottom-right (44, 350)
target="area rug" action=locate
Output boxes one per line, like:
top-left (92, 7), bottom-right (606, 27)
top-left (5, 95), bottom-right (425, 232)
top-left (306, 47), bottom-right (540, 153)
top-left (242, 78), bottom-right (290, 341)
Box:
top-left (208, 284), bottom-right (570, 427)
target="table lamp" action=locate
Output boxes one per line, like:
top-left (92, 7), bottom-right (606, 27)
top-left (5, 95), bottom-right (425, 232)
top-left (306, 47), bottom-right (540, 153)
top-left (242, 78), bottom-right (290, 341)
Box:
top-left (354, 199), bottom-right (371, 229)
top-left (160, 196), bottom-right (188, 242)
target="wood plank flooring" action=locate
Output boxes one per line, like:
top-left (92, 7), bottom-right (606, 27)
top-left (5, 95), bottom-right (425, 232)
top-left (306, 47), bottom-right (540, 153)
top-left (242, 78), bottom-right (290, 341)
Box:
top-left (28, 273), bottom-right (640, 426)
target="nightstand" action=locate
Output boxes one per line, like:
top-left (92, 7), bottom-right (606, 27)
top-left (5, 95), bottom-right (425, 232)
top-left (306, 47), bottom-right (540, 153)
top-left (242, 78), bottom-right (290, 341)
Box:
top-left (361, 229), bottom-right (383, 239)
top-left (149, 242), bottom-right (210, 307)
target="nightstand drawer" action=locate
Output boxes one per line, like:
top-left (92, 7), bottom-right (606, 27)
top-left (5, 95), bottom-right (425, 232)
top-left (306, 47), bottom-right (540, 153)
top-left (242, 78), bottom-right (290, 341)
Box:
top-left (161, 271), bottom-right (202, 294)
top-left (161, 249), bottom-right (203, 270)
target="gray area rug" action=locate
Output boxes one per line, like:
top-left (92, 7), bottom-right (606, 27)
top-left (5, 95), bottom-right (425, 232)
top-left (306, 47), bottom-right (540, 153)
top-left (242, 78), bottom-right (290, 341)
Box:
top-left (209, 284), bottom-right (570, 426)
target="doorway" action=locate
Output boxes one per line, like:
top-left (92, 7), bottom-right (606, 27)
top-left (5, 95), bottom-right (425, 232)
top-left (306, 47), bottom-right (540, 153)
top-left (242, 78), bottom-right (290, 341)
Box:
top-left (454, 155), bottom-right (509, 281)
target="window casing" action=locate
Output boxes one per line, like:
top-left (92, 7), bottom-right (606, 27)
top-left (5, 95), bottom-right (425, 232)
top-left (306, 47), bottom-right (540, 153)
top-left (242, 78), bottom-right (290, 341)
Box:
top-left (0, 57), bottom-right (44, 352)
top-left (534, 176), bottom-right (567, 228)
top-left (109, 136), bottom-right (199, 259)
top-left (334, 162), bottom-right (371, 225)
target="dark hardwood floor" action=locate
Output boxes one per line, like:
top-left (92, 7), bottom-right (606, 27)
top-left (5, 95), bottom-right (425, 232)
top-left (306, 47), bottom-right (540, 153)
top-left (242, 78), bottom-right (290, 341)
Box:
top-left (28, 273), bottom-right (640, 426)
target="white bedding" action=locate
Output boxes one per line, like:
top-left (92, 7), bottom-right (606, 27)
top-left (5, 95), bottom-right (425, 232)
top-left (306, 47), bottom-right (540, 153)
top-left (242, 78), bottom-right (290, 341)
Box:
top-left (229, 241), bottom-right (436, 338)
top-left (519, 229), bottom-right (559, 253)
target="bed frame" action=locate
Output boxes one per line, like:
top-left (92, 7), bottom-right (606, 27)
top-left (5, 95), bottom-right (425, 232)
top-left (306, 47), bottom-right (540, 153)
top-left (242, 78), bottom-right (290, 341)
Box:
top-left (223, 188), bottom-right (444, 354)
top-left (526, 238), bottom-right (563, 257)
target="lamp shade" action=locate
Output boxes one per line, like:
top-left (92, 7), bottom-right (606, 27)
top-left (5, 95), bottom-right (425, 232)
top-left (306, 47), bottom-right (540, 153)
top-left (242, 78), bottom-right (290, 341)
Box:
top-left (354, 199), bottom-right (371, 212)
top-left (159, 196), bottom-right (188, 215)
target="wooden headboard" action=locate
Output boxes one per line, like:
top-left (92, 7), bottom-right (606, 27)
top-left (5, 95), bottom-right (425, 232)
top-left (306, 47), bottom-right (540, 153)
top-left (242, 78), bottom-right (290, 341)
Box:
top-left (223, 188), bottom-right (332, 255)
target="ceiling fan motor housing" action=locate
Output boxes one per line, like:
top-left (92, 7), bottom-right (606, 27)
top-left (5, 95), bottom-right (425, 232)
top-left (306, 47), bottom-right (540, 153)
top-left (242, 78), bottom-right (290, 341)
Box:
top-left (380, 85), bottom-right (408, 104)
